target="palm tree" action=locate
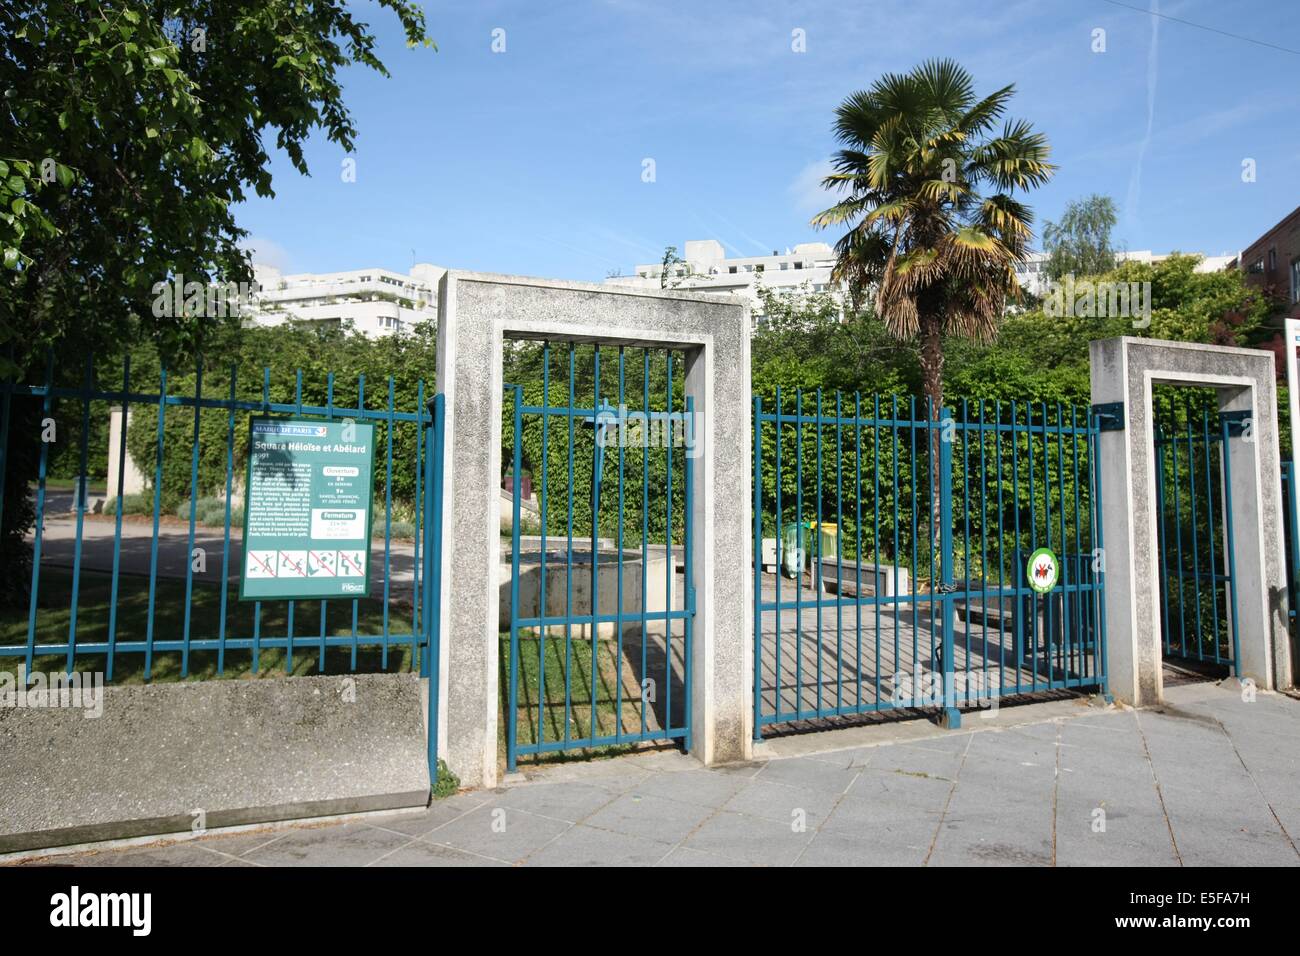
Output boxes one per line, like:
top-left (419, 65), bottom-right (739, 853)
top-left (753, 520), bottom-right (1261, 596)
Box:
top-left (813, 59), bottom-right (1054, 419)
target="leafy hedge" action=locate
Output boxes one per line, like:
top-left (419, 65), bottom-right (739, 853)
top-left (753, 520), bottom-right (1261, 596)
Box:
top-left (122, 320), bottom-right (438, 512)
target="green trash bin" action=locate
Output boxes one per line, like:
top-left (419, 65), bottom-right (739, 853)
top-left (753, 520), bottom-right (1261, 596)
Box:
top-left (780, 522), bottom-right (806, 578)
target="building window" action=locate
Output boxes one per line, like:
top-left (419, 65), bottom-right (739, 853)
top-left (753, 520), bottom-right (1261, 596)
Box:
top-left (794, 262), bottom-right (803, 269)
top-left (728, 266), bottom-right (737, 274)
top-left (1292, 258), bottom-right (1300, 304)
top-left (1269, 248), bottom-right (1277, 272)
top-left (1249, 258), bottom-right (1265, 274)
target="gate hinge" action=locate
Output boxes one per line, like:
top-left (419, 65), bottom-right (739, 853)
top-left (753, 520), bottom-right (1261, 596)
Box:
top-left (1220, 410), bottom-right (1251, 436)
top-left (1091, 402), bottom-right (1125, 432)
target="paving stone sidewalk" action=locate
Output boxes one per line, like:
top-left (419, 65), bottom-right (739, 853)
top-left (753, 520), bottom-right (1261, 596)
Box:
top-left (19, 681), bottom-right (1300, 867)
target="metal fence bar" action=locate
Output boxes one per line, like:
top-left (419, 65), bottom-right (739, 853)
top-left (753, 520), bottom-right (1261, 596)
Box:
top-left (1221, 414), bottom-right (1242, 676)
top-left (591, 347), bottom-right (602, 747)
top-left (1284, 461), bottom-right (1300, 635)
top-left (752, 393), bottom-right (762, 739)
top-left (507, 385), bottom-right (523, 774)
top-left (615, 348), bottom-right (626, 743)
top-left (683, 393), bottom-right (695, 752)
top-left (180, 363), bottom-right (203, 677)
top-left (66, 358), bottom-right (94, 672)
top-left (217, 367), bottom-right (237, 675)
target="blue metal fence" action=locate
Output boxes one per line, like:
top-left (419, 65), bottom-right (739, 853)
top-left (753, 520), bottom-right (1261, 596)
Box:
top-left (1283, 460), bottom-right (1298, 637)
top-left (0, 358), bottom-right (445, 780)
top-left (753, 391), bottom-right (1108, 735)
top-left (504, 342), bottom-right (694, 770)
top-left (1152, 393), bottom-right (1241, 674)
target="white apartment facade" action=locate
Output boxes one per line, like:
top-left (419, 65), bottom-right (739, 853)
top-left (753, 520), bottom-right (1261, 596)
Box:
top-left (248, 263), bottom-right (445, 337)
top-left (603, 240), bottom-right (843, 322)
top-left (1014, 249), bottom-right (1233, 298)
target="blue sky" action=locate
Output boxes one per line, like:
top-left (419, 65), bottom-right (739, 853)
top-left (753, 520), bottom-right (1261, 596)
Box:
top-left (236, 0), bottom-right (1300, 281)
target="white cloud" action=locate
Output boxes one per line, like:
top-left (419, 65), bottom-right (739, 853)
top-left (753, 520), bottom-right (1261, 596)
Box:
top-left (240, 236), bottom-right (293, 272)
top-left (789, 159), bottom-right (837, 220)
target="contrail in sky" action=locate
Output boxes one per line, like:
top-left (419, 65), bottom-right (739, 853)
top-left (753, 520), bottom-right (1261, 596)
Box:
top-left (1125, 0), bottom-right (1160, 230)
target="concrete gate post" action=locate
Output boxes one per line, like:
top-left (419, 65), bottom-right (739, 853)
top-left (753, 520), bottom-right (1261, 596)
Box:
top-left (434, 272), bottom-right (752, 788)
top-left (1089, 337), bottom-right (1289, 706)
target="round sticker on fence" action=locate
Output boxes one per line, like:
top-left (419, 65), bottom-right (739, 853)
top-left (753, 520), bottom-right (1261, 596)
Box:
top-left (1026, 547), bottom-right (1059, 594)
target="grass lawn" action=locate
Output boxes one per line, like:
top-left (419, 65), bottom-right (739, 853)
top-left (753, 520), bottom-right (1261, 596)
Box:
top-left (1, 567), bottom-right (420, 683)
top-left (498, 631), bottom-right (661, 768)
top-left (35, 478), bottom-right (108, 495)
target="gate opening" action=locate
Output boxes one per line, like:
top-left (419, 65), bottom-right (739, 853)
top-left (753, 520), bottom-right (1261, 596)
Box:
top-left (1151, 385), bottom-right (1241, 683)
top-left (500, 340), bottom-right (694, 770)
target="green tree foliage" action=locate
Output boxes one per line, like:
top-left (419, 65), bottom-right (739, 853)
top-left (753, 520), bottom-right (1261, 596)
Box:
top-left (122, 322), bottom-right (438, 513)
top-left (1042, 194), bottom-right (1118, 280)
top-left (0, 0), bottom-right (433, 602)
top-left (946, 254), bottom-right (1273, 410)
top-left (1, 0), bottom-right (432, 367)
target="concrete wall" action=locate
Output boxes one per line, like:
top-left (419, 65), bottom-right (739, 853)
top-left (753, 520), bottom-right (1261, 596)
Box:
top-left (0, 674), bottom-right (429, 854)
top-left (435, 271), bottom-right (751, 788)
top-left (1090, 337), bottom-right (1289, 705)
top-left (106, 407), bottom-right (146, 498)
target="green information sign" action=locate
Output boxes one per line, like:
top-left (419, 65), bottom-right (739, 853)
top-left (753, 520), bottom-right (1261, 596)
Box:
top-left (240, 418), bottom-right (376, 601)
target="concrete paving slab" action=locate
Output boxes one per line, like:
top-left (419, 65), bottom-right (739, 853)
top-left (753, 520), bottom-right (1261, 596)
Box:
top-left (655, 845), bottom-right (749, 867)
top-left (523, 823), bottom-right (672, 866)
top-left (682, 810), bottom-right (814, 866)
top-left (582, 791), bottom-right (711, 845)
top-left (76, 843), bottom-right (228, 867)
top-left (373, 840), bottom-right (505, 867)
top-left (629, 767), bottom-right (752, 809)
top-left (722, 778), bottom-right (845, 830)
top-left (365, 793), bottom-right (491, 837)
top-left (240, 823), bottom-right (413, 867)
top-left (425, 806), bottom-right (570, 864)
top-left (845, 767), bottom-right (957, 811)
top-left (859, 743), bottom-right (964, 777)
top-left (795, 822), bottom-right (933, 866)
top-left (754, 755), bottom-right (860, 794)
top-left (819, 791), bottom-right (943, 838)
top-left (489, 781), bottom-right (621, 823)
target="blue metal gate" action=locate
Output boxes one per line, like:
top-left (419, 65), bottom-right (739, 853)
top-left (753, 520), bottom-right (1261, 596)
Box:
top-left (1152, 393), bottom-right (1241, 674)
top-left (752, 391), bottom-right (1108, 735)
top-left (423, 393), bottom-right (446, 784)
top-left (504, 343), bottom-right (694, 770)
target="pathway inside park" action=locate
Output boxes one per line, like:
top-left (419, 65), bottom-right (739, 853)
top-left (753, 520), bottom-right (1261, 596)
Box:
top-left (22, 680), bottom-right (1300, 867)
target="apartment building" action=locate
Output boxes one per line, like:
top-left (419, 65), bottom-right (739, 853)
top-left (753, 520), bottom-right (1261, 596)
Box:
top-left (248, 263), bottom-right (445, 337)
